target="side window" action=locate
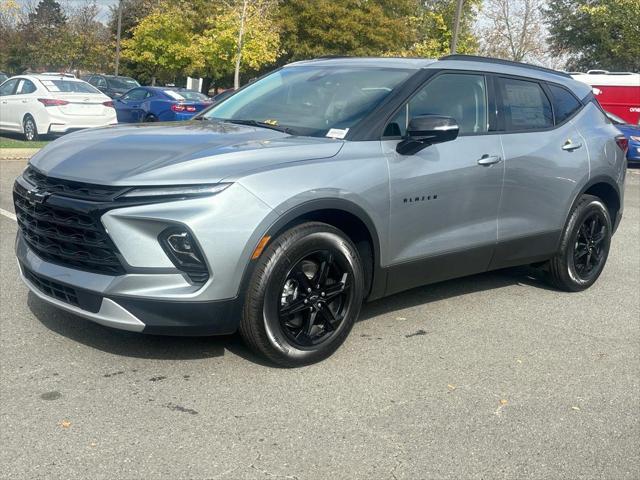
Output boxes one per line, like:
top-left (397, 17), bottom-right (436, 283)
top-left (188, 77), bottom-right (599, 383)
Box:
top-left (17, 80), bottom-right (37, 95)
top-left (548, 84), bottom-right (582, 124)
top-left (383, 73), bottom-right (489, 137)
top-left (0, 78), bottom-right (18, 96)
top-left (500, 78), bottom-right (553, 131)
top-left (122, 88), bottom-right (147, 101)
top-left (96, 77), bottom-right (107, 89)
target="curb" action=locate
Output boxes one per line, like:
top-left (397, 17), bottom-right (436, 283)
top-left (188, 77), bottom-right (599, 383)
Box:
top-left (0, 148), bottom-right (41, 160)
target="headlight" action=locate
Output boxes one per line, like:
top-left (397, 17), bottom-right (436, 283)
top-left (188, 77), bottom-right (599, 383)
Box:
top-left (629, 136), bottom-right (640, 142)
top-left (120, 183), bottom-right (231, 199)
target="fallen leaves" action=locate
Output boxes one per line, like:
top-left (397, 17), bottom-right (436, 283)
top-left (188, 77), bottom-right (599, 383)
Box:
top-left (60, 420), bottom-right (71, 429)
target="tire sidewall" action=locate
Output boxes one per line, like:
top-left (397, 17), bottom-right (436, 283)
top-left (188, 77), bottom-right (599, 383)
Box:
top-left (563, 199), bottom-right (611, 289)
top-left (253, 227), bottom-right (364, 364)
top-left (23, 115), bottom-right (37, 141)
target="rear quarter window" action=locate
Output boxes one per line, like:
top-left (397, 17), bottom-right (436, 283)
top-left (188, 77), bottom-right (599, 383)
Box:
top-left (548, 84), bottom-right (582, 124)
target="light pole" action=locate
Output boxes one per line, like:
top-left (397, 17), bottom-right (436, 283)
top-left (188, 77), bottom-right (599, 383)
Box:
top-left (115, 0), bottom-right (123, 75)
top-left (451, 0), bottom-right (464, 54)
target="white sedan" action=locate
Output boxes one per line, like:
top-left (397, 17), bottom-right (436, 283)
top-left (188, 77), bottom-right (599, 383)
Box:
top-left (0, 74), bottom-right (117, 141)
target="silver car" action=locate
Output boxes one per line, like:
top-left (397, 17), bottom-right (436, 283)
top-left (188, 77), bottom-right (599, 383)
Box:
top-left (13, 55), bottom-right (627, 366)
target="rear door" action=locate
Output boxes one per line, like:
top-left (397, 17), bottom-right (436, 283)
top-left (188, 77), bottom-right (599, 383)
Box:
top-left (492, 76), bottom-right (589, 268)
top-left (383, 71), bottom-right (504, 294)
top-left (0, 78), bottom-right (20, 131)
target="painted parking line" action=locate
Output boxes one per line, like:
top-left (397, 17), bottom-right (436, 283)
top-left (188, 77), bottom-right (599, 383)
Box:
top-left (0, 208), bottom-right (17, 221)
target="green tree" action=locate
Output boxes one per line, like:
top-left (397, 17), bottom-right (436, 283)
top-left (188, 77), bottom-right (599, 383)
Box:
top-left (277, 0), bottom-right (418, 62)
top-left (546, 0), bottom-right (640, 71)
top-left (121, 5), bottom-right (200, 84)
top-left (22, 0), bottom-right (73, 70)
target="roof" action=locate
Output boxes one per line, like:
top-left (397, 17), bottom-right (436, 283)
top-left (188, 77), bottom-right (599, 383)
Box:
top-left (286, 55), bottom-right (593, 98)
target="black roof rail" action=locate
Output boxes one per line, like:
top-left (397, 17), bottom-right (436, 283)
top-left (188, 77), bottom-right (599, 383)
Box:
top-left (439, 54), bottom-right (572, 79)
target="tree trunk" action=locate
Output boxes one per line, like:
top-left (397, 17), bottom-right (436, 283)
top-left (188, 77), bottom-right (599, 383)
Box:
top-left (201, 77), bottom-right (213, 95)
top-left (234, 0), bottom-right (248, 90)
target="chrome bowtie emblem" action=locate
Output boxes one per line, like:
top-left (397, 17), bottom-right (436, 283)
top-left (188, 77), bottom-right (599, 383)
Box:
top-left (26, 188), bottom-right (48, 205)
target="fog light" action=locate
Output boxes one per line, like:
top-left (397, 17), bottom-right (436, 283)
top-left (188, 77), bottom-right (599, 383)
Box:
top-left (159, 227), bottom-right (208, 283)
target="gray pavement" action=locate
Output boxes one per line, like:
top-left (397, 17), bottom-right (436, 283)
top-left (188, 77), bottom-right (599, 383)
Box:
top-left (1, 158), bottom-right (638, 479)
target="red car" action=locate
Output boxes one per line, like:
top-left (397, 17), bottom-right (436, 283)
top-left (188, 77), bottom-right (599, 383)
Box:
top-left (571, 71), bottom-right (640, 125)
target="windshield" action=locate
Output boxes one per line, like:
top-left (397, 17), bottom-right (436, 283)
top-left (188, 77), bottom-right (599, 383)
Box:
top-left (203, 66), bottom-right (413, 137)
top-left (108, 77), bottom-right (140, 90)
top-left (41, 79), bottom-right (101, 93)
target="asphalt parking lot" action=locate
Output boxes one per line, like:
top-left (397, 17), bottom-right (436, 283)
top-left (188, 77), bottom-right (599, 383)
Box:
top-left (1, 158), bottom-right (638, 480)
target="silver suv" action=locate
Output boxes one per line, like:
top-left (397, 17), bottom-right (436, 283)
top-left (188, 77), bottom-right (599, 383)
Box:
top-left (14, 55), bottom-right (627, 366)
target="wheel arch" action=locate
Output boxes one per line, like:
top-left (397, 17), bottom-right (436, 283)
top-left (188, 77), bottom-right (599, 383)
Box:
top-left (577, 176), bottom-right (621, 231)
top-left (242, 199), bottom-right (386, 302)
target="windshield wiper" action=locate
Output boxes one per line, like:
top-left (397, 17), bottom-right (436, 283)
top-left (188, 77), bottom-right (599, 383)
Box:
top-left (224, 119), bottom-right (294, 134)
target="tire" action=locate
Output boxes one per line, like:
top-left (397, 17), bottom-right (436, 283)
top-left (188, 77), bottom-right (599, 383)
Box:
top-left (144, 114), bottom-right (157, 122)
top-left (23, 115), bottom-right (38, 141)
top-left (545, 195), bottom-right (612, 292)
top-left (240, 222), bottom-right (365, 367)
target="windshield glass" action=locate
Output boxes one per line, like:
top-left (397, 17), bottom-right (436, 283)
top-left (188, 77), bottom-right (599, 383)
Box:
top-left (108, 77), bottom-right (140, 90)
top-left (203, 66), bottom-right (413, 137)
top-left (41, 79), bottom-right (100, 93)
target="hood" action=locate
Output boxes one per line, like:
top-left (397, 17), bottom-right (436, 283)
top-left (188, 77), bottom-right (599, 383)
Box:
top-left (29, 121), bottom-right (344, 186)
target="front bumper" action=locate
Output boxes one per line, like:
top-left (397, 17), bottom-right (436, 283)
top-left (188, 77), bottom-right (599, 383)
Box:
top-left (18, 250), bottom-right (240, 335)
top-left (13, 176), bottom-right (276, 335)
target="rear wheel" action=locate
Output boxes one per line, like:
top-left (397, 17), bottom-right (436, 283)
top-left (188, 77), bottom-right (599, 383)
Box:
top-left (144, 114), bottom-right (157, 122)
top-left (240, 222), bottom-right (365, 367)
top-left (545, 195), bottom-right (612, 291)
top-left (23, 115), bottom-right (38, 141)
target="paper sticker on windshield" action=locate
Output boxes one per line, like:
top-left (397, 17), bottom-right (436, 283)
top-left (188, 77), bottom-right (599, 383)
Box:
top-left (263, 119), bottom-right (279, 125)
top-left (326, 128), bottom-right (349, 139)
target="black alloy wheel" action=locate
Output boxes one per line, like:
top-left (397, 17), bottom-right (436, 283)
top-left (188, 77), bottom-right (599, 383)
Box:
top-left (571, 212), bottom-right (608, 281)
top-left (240, 222), bottom-right (365, 367)
top-left (278, 250), bottom-right (350, 348)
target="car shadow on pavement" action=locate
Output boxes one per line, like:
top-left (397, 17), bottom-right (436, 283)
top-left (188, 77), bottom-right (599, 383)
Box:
top-left (359, 265), bottom-right (554, 321)
top-left (28, 266), bottom-right (553, 365)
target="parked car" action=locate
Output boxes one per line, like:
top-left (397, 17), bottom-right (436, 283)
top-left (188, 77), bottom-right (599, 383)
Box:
top-left (0, 72), bottom-right (8, 84)
top-left (83, 74), bottom-right (140, 98)
top-left (607, 111), bottom-right (640, 165)
top-left (113, 86), bottom-right (211, 122)
top-left (173, 88), bottom-right (211, 103)
top-left (571, 71), bottom-right (640, 125)
top-left (14, 56), bottom-right (627, 366)
top-left (0, 74), bottom-right (117, 140)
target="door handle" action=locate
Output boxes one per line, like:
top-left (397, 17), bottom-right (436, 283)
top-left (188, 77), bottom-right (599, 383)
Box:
top-left (477, 154), bottom-right (502, 166)
top-left (21, 100), bottom-right (28, 103)
top-left (562, 140), bottom-right (582, 151)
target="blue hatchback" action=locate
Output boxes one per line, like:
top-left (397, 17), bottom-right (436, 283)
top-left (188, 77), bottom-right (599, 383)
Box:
top-left (607, 112), bottom-right (640, 165)
top-left (114, 86), bottom-right (211, 123)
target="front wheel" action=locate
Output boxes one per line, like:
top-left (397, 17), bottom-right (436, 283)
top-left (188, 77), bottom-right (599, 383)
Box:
top-left (240, 222), bottom-right (365, 367)
top-left (23, 115), bottom-right (38, 141)
top-left (545, 195), bottom-right (612, 291)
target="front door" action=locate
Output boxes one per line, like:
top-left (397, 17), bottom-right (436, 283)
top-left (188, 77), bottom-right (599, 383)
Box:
top-left (383, 72), bottom-right (504, 295)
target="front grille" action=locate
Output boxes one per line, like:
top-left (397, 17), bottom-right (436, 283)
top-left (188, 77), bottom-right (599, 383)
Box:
top-left (23, 266), bottom-right (79, 307)
top-left (23, 166), bottom-right (128, 201)
top-left (14, 180), bottom-right (126, 276)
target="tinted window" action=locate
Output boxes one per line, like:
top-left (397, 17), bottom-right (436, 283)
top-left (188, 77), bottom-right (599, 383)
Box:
top-left (548, 84), bottom-right (582, 124)
top-left (122, 88), bottom-right (149, 101)
top-left (107, 77), bottom-right (140, 90)
top-left (0, 78), bottom-right (18, 96)
top-left (500, 78), bottom-right (553, 130)
top-left (17, 80), bottom-right (37, 94)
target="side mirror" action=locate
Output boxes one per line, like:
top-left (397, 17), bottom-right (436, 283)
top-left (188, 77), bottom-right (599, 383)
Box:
top-left (396, 115), bottom-right (459, 155)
